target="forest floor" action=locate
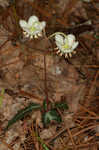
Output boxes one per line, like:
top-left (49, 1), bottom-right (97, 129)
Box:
top-left (0, 0), bottom-right (99, 150)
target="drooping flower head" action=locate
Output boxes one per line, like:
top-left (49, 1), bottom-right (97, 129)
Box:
top-left (19, 15), bottom-right (46, 39)
top-left (55, 33), bottom-right (79, 58)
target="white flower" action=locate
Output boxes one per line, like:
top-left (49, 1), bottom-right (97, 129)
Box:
top-left (55, 34), bottom-right (79, 58)
top-left (19, 15), bottom-right (46, 39)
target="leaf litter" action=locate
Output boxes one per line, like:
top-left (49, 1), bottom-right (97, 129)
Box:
top-left (0, 0), bottom-right (99, 150)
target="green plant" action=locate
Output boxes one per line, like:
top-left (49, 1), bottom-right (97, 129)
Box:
top-left (4, 15), bottom-right (71, 132)
top-left (4, 99), bottom-right (68, 131)
top-left (0, 88), bottom-right (5, 107)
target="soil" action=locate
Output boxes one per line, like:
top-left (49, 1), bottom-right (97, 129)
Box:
top-left (0, 0), bottom-right (99, 150)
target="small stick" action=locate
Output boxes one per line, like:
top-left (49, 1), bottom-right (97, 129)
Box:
top-left (79, 104), bottom-right (97, 117)
top-left (67, 128), bottom-right (76, 146)
top-left (72, 124), bottom-right (99, 138)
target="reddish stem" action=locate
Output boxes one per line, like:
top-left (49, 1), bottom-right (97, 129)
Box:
top-left (44, 54), bottom-right (49, 111)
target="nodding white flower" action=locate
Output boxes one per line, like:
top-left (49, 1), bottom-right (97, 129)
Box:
top-left (55, 34), bottom-right (79, 58)
top-left (19, 15), bottom-right (46, 39)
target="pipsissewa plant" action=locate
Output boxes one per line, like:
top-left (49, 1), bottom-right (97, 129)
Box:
top-left (4, 15), bottom-right (77, 132)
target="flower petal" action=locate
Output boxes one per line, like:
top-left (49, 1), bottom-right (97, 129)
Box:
top-left (33, 22), bottom-right (40, 29)
top-left (71, 41), bottom-right (79, 50)
top-left (64, 38), bottom-right (68, 46)
top-left (67, 34), bottom-right (75, 47)
top-left (39, 21), bottom-right (46, 30)
top-left (55, 41), bottom-right (63, 50)
top-left (28, 16), bottom-right (39, 26)
top-left (19, 20), bottom-right (28, 28)
top-left (55, 35), bottom-right (64, 45)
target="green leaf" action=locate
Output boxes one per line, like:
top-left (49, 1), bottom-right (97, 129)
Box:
top-left (42, 109), bottom-right (62, 126)
top-left (42, 144), bottom-right (50, 150)
top-left (35, 133), bottom-right (50, 150)
top-left (43, 100), bottom-right (47, 111)
top-left (4, 103), bottom-right (41, 131)
top-left (55, 102), bottom-right (68, 110)
top-left (94, 35), bottom-right (99, 39)
top-left (0, 88), bottom-right (5, 107)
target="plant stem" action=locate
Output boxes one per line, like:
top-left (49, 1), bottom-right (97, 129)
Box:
top-left (12, 3), bottom-right (21, 33)
top-left (44, 54), bottom-right (49, 111)
top-left (48, 32), bottom-right (67, 39)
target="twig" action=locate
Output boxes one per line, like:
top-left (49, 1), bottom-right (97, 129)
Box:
top-left (84, 135), bottom-right (95, 143)
top-left (0, 57), bottom-right (20, 69)
top-left (47, 123), bottom-right (99, 144)
top-left (30, 123), bottom-right (39, 150)
top-left (0, 39), bottom-right (9, 50)
top-left (79, 104), bottom-right (97, 117)
top-left (75, 116), bottom-right (99, 120)
top-left (67, 128), bottom-right (76, 146)
top-left (72, 124), bottom-right (99, 138)
top-left (73, 65), bottom-right (99, 68)
top-left (19, 90), bottom-right (43, 105)
top-left (67, 142), bottom-right (99, 149)
top-left (47, 127), bottom-right (68, 144)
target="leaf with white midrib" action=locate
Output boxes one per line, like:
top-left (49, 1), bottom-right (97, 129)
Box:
top-left (4, 103), bottom-right (41, 131)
